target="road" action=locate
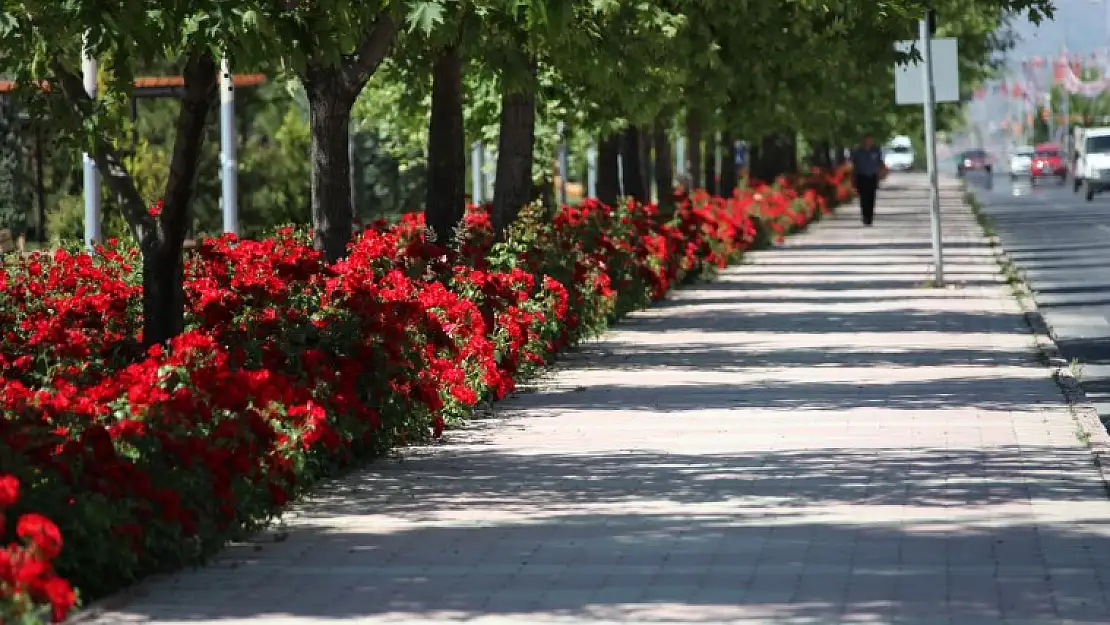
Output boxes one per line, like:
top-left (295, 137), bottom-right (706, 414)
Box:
top-left (968, 171), bottom-right (1110, 423)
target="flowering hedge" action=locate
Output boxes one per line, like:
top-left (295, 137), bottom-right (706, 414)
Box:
top-left (1, 475), bottom-right (77, 625)
top-left (0, 168), bottom-right (853, 621)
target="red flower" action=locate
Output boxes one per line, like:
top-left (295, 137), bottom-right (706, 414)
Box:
top-left (0, 168), bottom-right (850, 612)
top-left (0, 474), bottom-right (17, 508)
top-left (18, 513), bottom-right (64, 559)
top-left (43, 575), bottom-right (78, 621)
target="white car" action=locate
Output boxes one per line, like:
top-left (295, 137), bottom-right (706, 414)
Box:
top-left (883, 135), bottom-right (915, 171)
top-left (1009, 146), bottom-right (1033, 180)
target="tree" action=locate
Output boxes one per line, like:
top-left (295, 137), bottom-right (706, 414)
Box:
top-left (0, 2), bottom-right (243, 344)
top-left (297, 15), bottom-right (399, 262)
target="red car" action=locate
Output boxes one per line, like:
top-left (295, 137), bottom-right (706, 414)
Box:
top-left (1030, 142), bottom-right (1067, 184)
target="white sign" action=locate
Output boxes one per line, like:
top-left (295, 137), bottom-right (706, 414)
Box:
top-left (894, 38), bottom-right (960, 105)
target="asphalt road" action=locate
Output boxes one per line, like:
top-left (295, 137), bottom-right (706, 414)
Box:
top-left (967, 170), bottom-right (1110, 422)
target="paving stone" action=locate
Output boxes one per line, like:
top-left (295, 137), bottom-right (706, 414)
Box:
top-left (75, 173), bottom-right (1110, 624)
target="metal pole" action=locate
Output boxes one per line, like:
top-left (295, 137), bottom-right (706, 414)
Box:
top-left (219, 56), bottom-right (238, 236)
top-left (921, 13), bottom-right (944, 287)
top-left (617, 154), bottom-right (625, 197)
top-left (483, 145), bottom-right (495, 200)
top-left (34, 126), bottom-right (46, 244)
top-left (556, 121), bottom-right (568, 205)
top-left (586, 142), bottom-right (597, 198)
top-left (471, 141), bottom-right (484, 204)
top-left (714, 132), bottom-right (722, 182)
top-left (1044, 92), bottom-right (1053, 143)
top-left (348, 118), bottom-right (357, 222)
top-left (675, 137), bottom-right (686, 177)
top-left (82, 35), bottom-right (101, 252)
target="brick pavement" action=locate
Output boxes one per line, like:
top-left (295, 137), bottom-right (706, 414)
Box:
top-left (77, 173), bottom-right (1110, 625)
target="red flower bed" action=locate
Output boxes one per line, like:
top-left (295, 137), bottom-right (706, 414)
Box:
top-left (1, 474), bottom-right (77, 624)
top-left (0, 170), bottom-right (853, 620)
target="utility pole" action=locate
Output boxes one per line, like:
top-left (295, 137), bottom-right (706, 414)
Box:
top-left (82, 35), bottom-right (101, 253)
top-left (219, 56), bottom-right (239, 236)
top-left (921, 10), bottom-right (944, 287)
top-left (556, 121), bottom-right (568, 205)
top-left (471, 142), bottom-right (484, 204)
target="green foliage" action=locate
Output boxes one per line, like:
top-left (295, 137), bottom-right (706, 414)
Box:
top-left (0, 0), bottom-right (1061, 246)
top-left (353, 129), bottom-right (428, 219)
top-left (239, 108), bottom-right (313, 236)
top-left (123, 138), bottom-right (171, 206)
top-left (46, 192), bottom-right (129, 243)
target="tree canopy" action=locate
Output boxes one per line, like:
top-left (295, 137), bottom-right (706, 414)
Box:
top-left (0, 0), bottom-right (1056, 341)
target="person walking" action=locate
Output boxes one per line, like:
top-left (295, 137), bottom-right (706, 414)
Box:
top-left (851, 134), bottom-right (885, 226)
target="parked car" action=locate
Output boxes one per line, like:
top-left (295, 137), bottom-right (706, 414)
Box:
top-left (1030, 142), bottom-right (1067, 185)
top-left (957, 149), bottom-right (992, 178)
top-left (883, 135), bottom-right (915, 171)
top-left (1009, 146), bottom-right (1034, 180)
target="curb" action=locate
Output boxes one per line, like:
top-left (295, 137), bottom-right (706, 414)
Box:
top-left (962, 185), bottom-right (1110, 498)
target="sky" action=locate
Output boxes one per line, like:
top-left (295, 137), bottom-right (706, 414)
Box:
top-left (959, 1), bottom-right (1108, 149)
top-left (1009, 0), bottom-right (1108, 61)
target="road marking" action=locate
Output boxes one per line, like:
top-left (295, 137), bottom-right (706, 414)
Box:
top-left (1049, 312), bottom-right (1110, 327)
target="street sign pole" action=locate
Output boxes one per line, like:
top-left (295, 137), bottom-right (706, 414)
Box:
top-left (921, 13), bottom-right (945, 287)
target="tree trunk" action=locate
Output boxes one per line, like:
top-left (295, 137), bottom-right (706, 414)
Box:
top-left (638, 126), bottom-right (652, 201)
top-left (752, 134), bottom-right (774, 182)
top-left (685, 110), bottom-right (702, 191)
top-left (532, 178), bottom-right (554, 207)
top-left (141, 244), bottom-right (186, 346)
top-left (784, 132), bottom-right (799, 174)
top-left (425, 44), bottom-right (465, 246)
top-left (144, 51), bottom-right (218, 345)
top-left (719, 132), bottom-right (738, 198)
top-left (299, 14), bottom-right (397, 261)
top-left (620, 126), bottom-right (648, 203)
top-left (652, 117), bottom-right (673, 204)
top-left (753, 133), bottom-right (800, 182)
top-left (305, 77), bottom-right (356, 263)
top-left (807, 139), bottom-right (832, 168)
top-left (597, 133), bottom-right (621, 206)
top-left (703, 136), bottom-right (717, 196)
top-left (491, 71), bottom-right (537, 235)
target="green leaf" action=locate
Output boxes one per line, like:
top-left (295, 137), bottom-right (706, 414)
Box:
top-left (407, 1), bottom-right (447, 35)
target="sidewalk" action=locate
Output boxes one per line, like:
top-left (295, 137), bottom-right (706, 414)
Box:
top-left (80, 173), bottom-right (1110, 625)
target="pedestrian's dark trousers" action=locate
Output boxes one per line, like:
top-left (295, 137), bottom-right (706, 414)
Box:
top-left (854, 174), bottom-right (878, 224)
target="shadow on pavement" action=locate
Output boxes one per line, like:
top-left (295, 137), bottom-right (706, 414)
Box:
top-left (616, 309), bottom-right (1021, 335)
top-left (90, 186), bottom-right (1110, 624)
top-left (113, 446), bottom-right (1110, 623)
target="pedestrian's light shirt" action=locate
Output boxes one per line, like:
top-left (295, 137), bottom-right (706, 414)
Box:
top-left (851, 146), bottom-right (883, 176)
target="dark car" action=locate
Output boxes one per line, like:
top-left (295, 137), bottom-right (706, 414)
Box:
top-left (957, 149), bottom-right (992, 178)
